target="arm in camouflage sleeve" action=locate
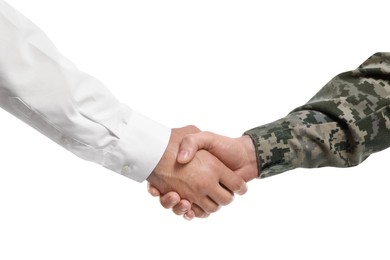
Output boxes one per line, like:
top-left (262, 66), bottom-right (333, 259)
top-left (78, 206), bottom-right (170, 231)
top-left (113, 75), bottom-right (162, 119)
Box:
top-left (149, 52), bottom-right (390, 220)
top-left (245, 52), bottom-right (390, 178)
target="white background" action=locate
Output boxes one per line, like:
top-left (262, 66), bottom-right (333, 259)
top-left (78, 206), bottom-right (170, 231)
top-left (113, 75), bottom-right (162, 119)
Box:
top-left (1, 0), bottom-right (390, 259)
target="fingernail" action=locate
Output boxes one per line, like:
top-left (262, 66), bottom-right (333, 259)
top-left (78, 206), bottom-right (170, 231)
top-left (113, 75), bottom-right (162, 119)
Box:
top-left (238, 183), bottom-right (248, 195)
top-left (178, 150), bottom-right (189, 161)
top-left (169, 197), bottom-right (179, 205)
top-left (184, 214), bottom-right (192, 221)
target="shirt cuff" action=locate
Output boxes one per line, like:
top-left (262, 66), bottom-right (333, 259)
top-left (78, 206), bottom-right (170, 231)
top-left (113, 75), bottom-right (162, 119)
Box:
top-left (102, 110), bottom-right (171, 182)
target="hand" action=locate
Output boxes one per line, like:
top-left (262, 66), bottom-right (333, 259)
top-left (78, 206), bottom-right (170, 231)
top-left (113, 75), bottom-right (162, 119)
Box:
top-left (147, 127), bottom-right (248, 216)
top-left (178, 132), bottom-right (259, 182)
top-left (149, 131), bottom-right (259, 220)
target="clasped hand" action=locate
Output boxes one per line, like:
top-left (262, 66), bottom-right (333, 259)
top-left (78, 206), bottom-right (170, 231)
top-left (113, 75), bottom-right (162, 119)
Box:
top-left (146, 125), bottom-right (259, 220)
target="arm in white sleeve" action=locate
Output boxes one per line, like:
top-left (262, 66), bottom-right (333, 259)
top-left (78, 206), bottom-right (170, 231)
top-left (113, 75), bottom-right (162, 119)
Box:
top-left (0, 0), bottom-right (171, 182)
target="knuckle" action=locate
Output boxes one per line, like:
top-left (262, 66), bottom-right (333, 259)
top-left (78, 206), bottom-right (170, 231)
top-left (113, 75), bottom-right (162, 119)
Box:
top-left (185, 125), bottom-right (200, 132)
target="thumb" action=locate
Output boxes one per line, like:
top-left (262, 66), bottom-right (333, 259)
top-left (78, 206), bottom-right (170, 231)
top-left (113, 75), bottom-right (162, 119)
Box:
top-left (177, 132), bottom-right (214, 164)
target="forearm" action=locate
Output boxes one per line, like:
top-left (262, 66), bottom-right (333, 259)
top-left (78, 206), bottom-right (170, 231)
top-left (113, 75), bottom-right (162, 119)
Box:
top-left (245, 52), bottom-right (390, 178)
top-left (0, 0), bottom-right (171, 181)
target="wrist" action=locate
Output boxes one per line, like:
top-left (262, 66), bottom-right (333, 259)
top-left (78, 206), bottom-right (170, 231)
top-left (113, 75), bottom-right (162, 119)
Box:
top-left (241, 135), bottom-right (259, 180)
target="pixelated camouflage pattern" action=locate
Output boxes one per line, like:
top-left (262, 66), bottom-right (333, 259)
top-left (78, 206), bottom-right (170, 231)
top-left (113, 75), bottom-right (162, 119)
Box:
top-left (245, 52), bottom-right (390, 178)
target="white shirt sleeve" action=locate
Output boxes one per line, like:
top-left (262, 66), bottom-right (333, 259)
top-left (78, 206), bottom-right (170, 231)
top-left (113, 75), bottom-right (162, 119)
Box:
top-left (0, 0), bottom-right (171, 182)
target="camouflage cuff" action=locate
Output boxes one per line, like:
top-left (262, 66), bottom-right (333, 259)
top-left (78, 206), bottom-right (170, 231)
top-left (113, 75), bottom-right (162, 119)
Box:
top-left (243, 110), bottom-right (353, 178)
top-left (244, 123), bottom-right (297, 179)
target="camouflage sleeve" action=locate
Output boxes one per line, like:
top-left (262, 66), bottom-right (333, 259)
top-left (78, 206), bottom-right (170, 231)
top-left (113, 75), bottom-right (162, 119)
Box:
top-left (244, 52), bottom-right (390, 178)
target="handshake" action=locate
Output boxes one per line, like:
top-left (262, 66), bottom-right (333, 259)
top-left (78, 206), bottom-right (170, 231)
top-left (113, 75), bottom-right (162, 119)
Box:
top-left (146, 125), bottom-right (259, 221)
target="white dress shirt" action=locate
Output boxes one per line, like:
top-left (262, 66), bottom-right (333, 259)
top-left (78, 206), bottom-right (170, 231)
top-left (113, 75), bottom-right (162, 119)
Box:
top-left (0, 0), bottom-right (171, 182)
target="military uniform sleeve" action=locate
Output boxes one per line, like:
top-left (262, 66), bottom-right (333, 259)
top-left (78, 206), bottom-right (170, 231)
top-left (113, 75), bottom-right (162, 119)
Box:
top-left (0, 0), bottom-right (171, 182)
top-left (244, 52), bottom-right (390, 178)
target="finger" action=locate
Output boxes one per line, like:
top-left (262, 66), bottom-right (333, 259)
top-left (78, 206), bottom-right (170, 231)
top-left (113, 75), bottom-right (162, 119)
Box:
top-left (159, 192), bottom-right (181, 209)
top-left (177, 132), bottom-right (215, 164)
top-left (204, 162), bottom-right (245, 205)
top-left (147, 183), bottom-right (161, 197)
top-left (205, 183), bottom-right (236, 207)
top-left (172, 200), bottom-right (192, 215)
top-left (219, 170), bottom-right (248, 196)
top-left (183, 210), bottom-right (195, 221)
top-left (197, 195), bottom-right (221, 214)
top-left (191, 203), bottom-right (210, 218)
